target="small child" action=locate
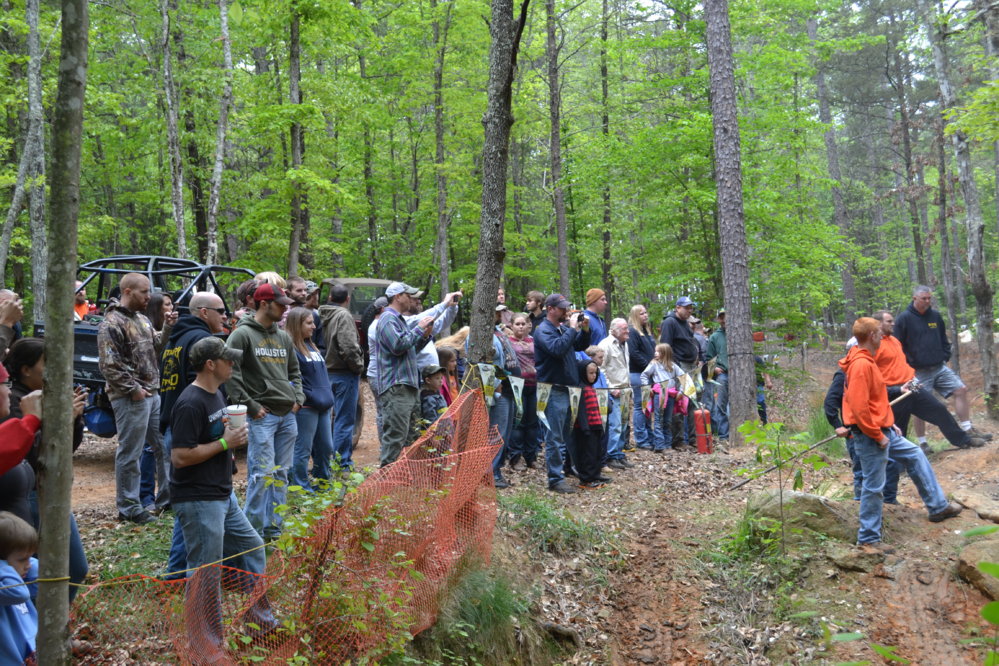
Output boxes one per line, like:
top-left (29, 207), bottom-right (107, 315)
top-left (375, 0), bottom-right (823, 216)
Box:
top-left (641, 343), bottom-right (686, 453)
top-left (574, 360), bottom-right (609, 489)
top-left (436, 346), bottom-right (460, 405)
top-left (420, 364), bottom-right (449, 425)
top-left (0, 511), bottom-right (38, 665)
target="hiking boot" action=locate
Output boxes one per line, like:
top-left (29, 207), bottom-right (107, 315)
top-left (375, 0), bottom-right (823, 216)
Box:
top-left (857, 541), bottom-right (895, 555)
top-left (595, 475), bottom-right (614, 483)
top-left (928, 501), bottom-right (963, 523)
top-left (607, 459), bottom-right (628, 471)
top-left (618, 458), bottom-right (635, 468)
top-left (549, 480), bottom-right (578, 494)
top-left (964, 435), bottom-right (988, 448)
top-left (579, 480), bottom-right (606, 490)
top-left (118, 510), bottom-right (157, 525)
top-left (494, 477), bottom-right (512, 489)
top-left (969, 427), bottom-right (994, 441)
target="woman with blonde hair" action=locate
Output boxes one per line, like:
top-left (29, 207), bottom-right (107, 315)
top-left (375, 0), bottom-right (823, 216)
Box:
top-left (628, 304), bottom-right (657, 449)
top-left (286, 307), bottom-right (335, 488)
top-left (254, 271), bottom-right (287, 289)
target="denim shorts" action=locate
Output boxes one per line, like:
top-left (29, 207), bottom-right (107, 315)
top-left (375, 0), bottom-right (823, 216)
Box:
top-left (914, 364), bottom-right (965, 399)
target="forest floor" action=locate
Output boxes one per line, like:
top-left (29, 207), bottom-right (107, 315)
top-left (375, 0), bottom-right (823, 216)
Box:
top-left (71, 343), bottom-right (999, 664)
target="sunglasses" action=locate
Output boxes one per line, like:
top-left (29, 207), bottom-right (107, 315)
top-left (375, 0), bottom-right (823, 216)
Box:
top-left (201, 307), bottom-right (227, 315)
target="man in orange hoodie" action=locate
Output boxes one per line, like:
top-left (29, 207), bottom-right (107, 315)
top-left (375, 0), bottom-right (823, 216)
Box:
top-left (872, 311), bottom-right (985, 450)
top-left (840, 318), bottom-right (962, 551)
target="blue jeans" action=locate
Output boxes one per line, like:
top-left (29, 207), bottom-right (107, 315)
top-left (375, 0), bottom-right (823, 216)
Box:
top-left (174, 494), bottom-right (274, 656)
top-left (489, 391), bottom-right (514, 480)
top-left (845, 437), bottom-right (899, 503)
top-left (604, 393), bottom-right (625, 461)
top-left (542, 388), bottom-right (576, 487)
top-left (329, 372), bottom-right (360, 469)
top-left (244, 411), bottom-right (298, 540)
top-left (855, 429), bottom-right (948, 544)
top-left (630, 374), bottom-right (653, 449)
top-left (508, 384), bottom-right (540, 464)
top-left (139, 444), bottom-right (156, 508)
top-left (158, 428), bottom-right (189, 579)
top-left (712, 372), bottom-right (730, 439)
top-left (650, 393), bottom-right (675, 452)
top-left (27, 491), bottom-right (88, 602)
top-left (292, 407), bottom-right (333, 490)
top-left (112, 393), bottom-right (169, 517)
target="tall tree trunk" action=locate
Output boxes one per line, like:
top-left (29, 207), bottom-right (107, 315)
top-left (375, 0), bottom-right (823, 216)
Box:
top-left (980, 0), bottom-right (999, 239)
top-left (808, 19), bottom-right (857, 330)
top-left (468, 0), bottom-right (529, 364)
top-left (38, 0), bottom-right (87, 660)
top-left (206, 0), bottom-right (234, 266)
top-left (705, 0), bottom-right (755, 435)
top-left (546, 0), bottom-right (569, 295)
top-left (923, 0), bottom-right (999, 418)
top-left (599, 0), bottom-right (613, 311)
top-left (887, 24), bottom-right (928, 286)
top-left (937, 114), bottom-right (961, 375)
top-left (432, 0), bottom-right (452, 294)
top-left (161, 0), bottom-right (186, 259)
top-left (363, 127), bottom-right (380, 274)
top-left (26, 0), bottom-right (45, 327)
top-left (288, 6), bottom-right (304, 275)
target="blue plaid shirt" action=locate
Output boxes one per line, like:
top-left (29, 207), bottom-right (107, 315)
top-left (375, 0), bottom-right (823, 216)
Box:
top-left (374, 307), bottom-right (429, 395)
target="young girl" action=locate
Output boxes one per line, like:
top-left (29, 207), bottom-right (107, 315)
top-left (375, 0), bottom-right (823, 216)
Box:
top-left (641, 343), bottom-right (685, 453)
top-left (574, 360), bottom-right (609, 489)
top-left (507, 313), bottom-right (540, 470)
top-left (287, 307), bottom-right (336, 489)
top-left (436, 346), bottom-right (460, 406)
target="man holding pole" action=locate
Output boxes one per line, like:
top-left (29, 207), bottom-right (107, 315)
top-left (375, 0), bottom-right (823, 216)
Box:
top-left (840, 317), bottom-right (961, 552)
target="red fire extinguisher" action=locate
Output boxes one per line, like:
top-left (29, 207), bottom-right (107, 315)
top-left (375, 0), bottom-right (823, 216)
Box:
top-left (694, 408), bottom-right (713, 454)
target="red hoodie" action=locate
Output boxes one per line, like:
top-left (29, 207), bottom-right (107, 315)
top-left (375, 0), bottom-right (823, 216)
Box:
top-left (839, 345), bottom-right (892, 440)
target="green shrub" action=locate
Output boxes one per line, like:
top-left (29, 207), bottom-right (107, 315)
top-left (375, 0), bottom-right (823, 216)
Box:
top-left (499, 490), bottom-right (603, 556)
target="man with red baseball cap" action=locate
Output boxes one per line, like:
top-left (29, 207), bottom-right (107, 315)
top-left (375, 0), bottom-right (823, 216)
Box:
top-left (225, 282), bottom-right (303, 540)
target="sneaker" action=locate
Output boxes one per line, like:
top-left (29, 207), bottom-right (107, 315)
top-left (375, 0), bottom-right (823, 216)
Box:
top-left (857, 541), bottom-right (895, 555)
top-left (579, 480), bottom-right (606, 490)
top-left (549, 480), bottom-right (578, 494)
top-left (623, 445), bottom-right (637, 453)
top-left (494, 477), bottom-right (512, 489)
top-left (118, 511), bottom-right (157, 525)
top-left (928, 501), bottom-right (963, 523)
top-left (618, 459), bottom-right (635, 469)
top-left (607, 459), bottom-right (628, 471)
top-left (969, 427), bottom-right (994, 441)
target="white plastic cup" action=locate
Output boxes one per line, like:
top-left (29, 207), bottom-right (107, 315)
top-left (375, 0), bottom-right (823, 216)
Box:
top-left (226, 405), bottom-right (248, 428)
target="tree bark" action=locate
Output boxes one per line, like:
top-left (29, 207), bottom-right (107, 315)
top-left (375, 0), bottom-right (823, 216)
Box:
top-left (599, 0), bottom-right (613, 311)
top-left (705, 0), bottom-right (755, 436)
top-left (980, 0), bottom-right (999, 240)
top-left (432, 0), bottom-right (452, 295)
top-left (37, 0), bottom-right (87, 661)
top-left (936, 114), bottom-right (961, 375)
top-left (161, 0), bottom-right (186, 259)
top-left (546, 0), bottom-right (570, 296)
top-left (468, 0), bottom-right (529, 364)
top-left (287, 6), bottom-right (305, 275)
top-left (206, 0), bottom-right (234, 266)
top-left (807, 19), bottom-right (857, 331)
top-left (26, 0), bottom-right (46, 327)
top-left (923, 0), bottom-right (999, 418)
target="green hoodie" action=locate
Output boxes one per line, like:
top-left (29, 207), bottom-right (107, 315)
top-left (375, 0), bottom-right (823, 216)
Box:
top-left (225, 314), bottom-right (305, 417)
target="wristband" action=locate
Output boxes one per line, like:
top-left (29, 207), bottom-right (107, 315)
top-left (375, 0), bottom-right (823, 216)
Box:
top-left (220, 438), bottom-right (228, 451)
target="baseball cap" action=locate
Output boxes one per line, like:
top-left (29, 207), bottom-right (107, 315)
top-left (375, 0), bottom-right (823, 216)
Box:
top-left (190, 336), bottom-right (243, 368)
top-left (304, 280), bottom-right (319, 294)
top-left (689, 316), bottom-right (701, 324)
top-left (544, 293), bottom-right (571, 309)
top-left (373, 296), bottom-right (389, 310)
top-left (421, 364), bottom-right (445, 379)
top-left (253, 283), bottom-right (295, 305)
top-left (677, 296), bottom-right (694, 307)
top-left (717, 308), bottom-right (726, 316)
top-left (495, 304), bottom-right (509, 312)
top-left (385, 282), bottom-right (421, 298)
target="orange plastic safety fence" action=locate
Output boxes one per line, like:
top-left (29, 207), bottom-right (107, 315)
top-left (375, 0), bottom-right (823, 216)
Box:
top-left (71, 390), bottom-right (500, 664)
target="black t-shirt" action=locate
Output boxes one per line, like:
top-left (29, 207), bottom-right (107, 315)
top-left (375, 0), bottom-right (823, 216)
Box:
top-left (169, 384), bottom-right (231, 503)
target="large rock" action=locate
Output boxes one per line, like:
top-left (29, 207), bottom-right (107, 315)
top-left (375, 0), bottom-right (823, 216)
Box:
top-left (957, 539), bottom-right (999, 599)
top-left (954, 491), bottom-right (999, 523)
top-left (746, 490), bottom-right (856, 543)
